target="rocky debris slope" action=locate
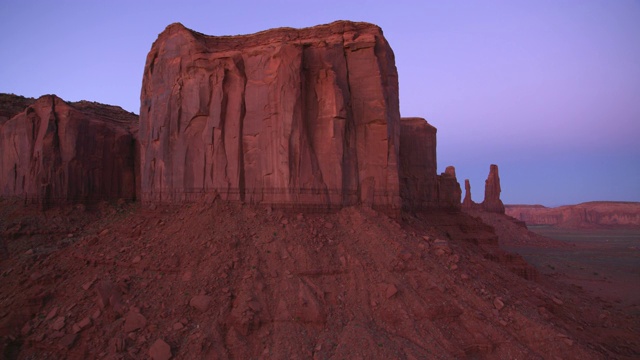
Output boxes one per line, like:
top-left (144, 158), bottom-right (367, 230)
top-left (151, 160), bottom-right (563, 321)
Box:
top-left (506, 202), bottom-right (640, 228)
top-left (0, 95), bottom-right (138, 207)
top-left (1, 199), bottom-right (638, 359)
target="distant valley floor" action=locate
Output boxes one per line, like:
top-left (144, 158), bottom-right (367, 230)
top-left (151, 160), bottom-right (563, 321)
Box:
top-left (506, 226), bottom-right (640, 311)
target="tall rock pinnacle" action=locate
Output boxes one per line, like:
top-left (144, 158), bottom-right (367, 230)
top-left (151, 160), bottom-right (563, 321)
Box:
top-left (462, 179), bottom-right (475, 209)
top-left (482, 164), bottom-right (505, 213)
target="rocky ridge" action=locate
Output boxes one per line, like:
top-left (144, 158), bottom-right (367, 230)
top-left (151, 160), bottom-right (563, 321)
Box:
top-left (0, 94), bottom-right (138, 207)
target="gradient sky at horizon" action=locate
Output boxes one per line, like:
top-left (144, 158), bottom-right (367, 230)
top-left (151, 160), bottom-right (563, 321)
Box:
top-left (1, 0), bottom-right (638, 206)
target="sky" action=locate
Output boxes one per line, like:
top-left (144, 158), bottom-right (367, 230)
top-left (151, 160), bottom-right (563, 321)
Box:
top-left (1, 0), bottom-right (638, 206)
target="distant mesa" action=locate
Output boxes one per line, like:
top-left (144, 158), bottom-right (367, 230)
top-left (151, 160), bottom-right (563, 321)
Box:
top-left (0, 94), bottom-right (138, 207)
top-left (506, 201), bottom-right (640, 228)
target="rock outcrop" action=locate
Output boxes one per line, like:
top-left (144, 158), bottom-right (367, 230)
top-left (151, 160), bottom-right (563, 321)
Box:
top-left (399, 117), bottom-right (438, 210)
top-left (0, 94), bottom-right (138, 206)
top-left (506, 202), bottom-right (640, 228)
top-left (482, 164), bottom-right (504, 213)
top-left (436, 166), bottom-right (462, 210)
top-left (139, 21), bottom-right (402, 211)
top-left (0, 94), bottom-right (36, 125)
top-left (462, 179), bottom-right (475, 210)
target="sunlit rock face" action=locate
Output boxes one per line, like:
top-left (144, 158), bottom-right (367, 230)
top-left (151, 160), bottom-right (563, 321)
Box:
top-left (0, 94), bottom-right (137, 207)
top-left (139, 21), bottom-right (403, 211)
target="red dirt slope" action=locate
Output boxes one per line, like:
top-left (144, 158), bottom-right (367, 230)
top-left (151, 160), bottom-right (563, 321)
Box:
top-left (1, 199), bottom-right (638, 359)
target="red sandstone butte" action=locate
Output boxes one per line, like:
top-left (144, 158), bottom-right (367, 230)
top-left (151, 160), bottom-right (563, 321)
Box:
top-left (139, 21), bottom-right (402, 211)
top-left (0, 94), bottom-right (137, 206)
top-left (482, 164), bottom-right (505, 214)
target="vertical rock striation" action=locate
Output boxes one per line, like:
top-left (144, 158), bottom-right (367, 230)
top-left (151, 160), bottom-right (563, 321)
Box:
top-left (0, 94), bottom-right (137, 206)
top-left (139, 21), bottom-right (402, 211)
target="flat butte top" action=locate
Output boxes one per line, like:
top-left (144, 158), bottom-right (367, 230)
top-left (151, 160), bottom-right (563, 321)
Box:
top-left (151, 20), bottom-right (387, 52)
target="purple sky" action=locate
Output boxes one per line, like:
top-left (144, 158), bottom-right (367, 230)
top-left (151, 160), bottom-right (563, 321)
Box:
top-left (1, 0), bottom-right (638, 206)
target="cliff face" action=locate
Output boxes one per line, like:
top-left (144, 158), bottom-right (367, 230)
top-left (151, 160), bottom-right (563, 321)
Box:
top-left (506, 202), bottom-right (640, 228)
top-left (139, 21), bottom-right (402, 211)
top-left (0, 95), bottom-right (137, 206)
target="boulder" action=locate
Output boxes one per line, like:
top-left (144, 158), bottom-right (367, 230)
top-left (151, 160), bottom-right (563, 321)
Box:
top-left (0, 94), bottom-right (137, 207)
top-left (139, 21), bottom-right (402, 211)
top-left (149, 339), bottom-right (172, 360)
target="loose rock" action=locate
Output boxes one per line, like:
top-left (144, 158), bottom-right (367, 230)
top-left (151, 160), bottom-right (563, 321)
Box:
top-left (149, 338), bottom-right (172, 360)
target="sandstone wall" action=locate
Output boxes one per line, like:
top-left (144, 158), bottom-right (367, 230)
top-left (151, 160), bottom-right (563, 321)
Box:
top-left (139, 21), bottom-right (402, 211)
top-left (0, 95), bottom-right (137, 206)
